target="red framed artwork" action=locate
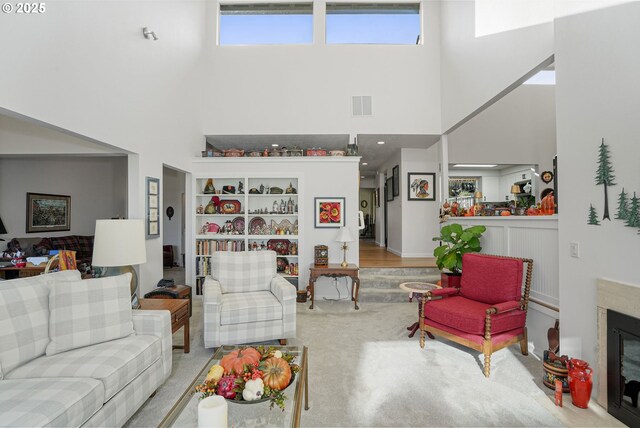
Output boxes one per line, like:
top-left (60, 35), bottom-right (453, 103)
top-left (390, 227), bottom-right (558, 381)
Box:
top-left (314, 197), bottom-right (345, 228)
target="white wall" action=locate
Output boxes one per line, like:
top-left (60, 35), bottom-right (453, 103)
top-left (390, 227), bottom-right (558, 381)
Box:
top-left (448, 84), bottom-right (556, 196)
top-left (0, 156), bottom-right (127, 238)
top-left (555, 2), bottom-right (640, 394)
top-left (189, 157), bottom-right (360, 300)
top-left (401, 147), bottom-right (440, 256)
top-left (163, 167), bottom-right (185, 266)
top-left (202, 1), bottom-right (441, 136)
top-left (0, 0), bottom-right (206, 290)
top-left (440, 0), bottom-right (554, 131)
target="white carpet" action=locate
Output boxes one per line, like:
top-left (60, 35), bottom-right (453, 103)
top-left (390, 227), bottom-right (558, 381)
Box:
top-left (124, 299), bottom-right (579, 427)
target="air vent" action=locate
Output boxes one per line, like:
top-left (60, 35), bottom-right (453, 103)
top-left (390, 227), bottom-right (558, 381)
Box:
top-left (352, 95), bottom-right (372, 116)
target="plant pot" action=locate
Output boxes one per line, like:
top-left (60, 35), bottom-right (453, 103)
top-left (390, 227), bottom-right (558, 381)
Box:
top-left (441, 272), bottom-right (462, 288)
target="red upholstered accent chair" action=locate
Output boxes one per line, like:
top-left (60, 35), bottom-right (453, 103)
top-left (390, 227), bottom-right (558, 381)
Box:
top-left (419, 253), bottom-right (533, 377)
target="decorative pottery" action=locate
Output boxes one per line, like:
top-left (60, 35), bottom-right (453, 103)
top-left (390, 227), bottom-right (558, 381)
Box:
top-left (219, 200), bottom-right (241, 214)
top-left (223, 149), bottom-right (244, 157)
top-left (567, 358), bottom-right (593, 408)
top-left (330, 150), bottom-right (345, 156)
top-left (542, 350), bottom-right (569, 392)
top-left (204, 179), bottom-right (215, 194)
top-left (306, 148), bottom-right (327, 156)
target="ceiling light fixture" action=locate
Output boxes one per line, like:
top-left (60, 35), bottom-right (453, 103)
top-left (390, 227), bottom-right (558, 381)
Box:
top-left (362, 162), bottom-right (368, 166)
top-left (142, 27), bottom-right (158, 41)
top-left (271, 144), bottom-right (279, 147)
top-left (377, 141), bottom-right (385, 145)
top-left (453, 164), bottom-right (497, 168)
top-left (361, 176), bottom-right (365, 179)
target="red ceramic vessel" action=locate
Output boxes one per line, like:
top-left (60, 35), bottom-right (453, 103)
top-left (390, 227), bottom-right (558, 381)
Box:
top-left (566, 358), bottom-right (593, 408)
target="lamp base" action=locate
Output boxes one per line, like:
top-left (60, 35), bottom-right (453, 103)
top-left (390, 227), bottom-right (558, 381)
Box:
top-left (93, 265), bottom-right (139, 309)
top-left (341, 244), bottom-right (348, 268)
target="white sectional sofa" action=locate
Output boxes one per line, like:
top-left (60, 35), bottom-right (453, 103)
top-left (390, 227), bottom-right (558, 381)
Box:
top-left (0, 270), bottom-right (172, 427)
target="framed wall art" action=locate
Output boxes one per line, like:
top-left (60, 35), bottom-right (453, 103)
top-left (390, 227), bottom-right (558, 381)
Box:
top-left (408, 172), bottom-right (436, 201)
top-left (146, 177), bottom-right (160, 238)
top-left (26, 193), bottom-right (71, 233)
top-left (314, 197), bottom-right (345, 228)
top-left (386, 177), bottom-right (394, 202)
top-left (392, 165), bottom-right (400, 197)
top-left (375, 187), bottom-right (380, 207)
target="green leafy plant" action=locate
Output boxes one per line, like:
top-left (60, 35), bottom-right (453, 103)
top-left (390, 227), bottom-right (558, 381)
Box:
top-left (432, 223), bottom-right (486, 274)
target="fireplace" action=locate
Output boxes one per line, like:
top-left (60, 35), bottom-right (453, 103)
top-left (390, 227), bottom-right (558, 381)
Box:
top-left (607, 309), bottom-right (640, 426)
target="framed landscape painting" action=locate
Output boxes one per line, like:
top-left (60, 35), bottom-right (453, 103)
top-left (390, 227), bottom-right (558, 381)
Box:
top-left (26, 193), bottom-right (71, 233)
top-left (408, 172), bottom-right (436, 201)
top-left (314, 197), bottom-right (345, 228)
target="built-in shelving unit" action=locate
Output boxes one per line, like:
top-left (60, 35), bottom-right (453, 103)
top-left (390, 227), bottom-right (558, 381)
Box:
top-left (192, 175), bottom-right (301, 294)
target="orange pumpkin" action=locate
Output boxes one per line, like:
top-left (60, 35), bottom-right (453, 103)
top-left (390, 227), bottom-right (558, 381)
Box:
top-left (262, 357), bottom-right (292, 391)
top-left (500, 211), bottom-right (511, 216)
top-left (220, 347), bottom-right (261, 375)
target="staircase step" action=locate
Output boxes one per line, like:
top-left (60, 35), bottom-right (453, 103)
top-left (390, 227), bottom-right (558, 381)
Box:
top-left (358, 288), bottom-right (415, 303)
top-left (359, 267), bottom-right (441, 289)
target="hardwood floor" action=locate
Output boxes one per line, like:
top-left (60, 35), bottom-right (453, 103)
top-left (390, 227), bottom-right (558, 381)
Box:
top-left (359, 239), bottom-right (436, 268)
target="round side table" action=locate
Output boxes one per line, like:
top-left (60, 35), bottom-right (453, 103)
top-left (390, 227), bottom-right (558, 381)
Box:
top-left (399, 282), bottom-right (439, 338)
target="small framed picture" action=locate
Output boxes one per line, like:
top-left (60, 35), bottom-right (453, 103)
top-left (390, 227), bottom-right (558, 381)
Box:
top-left (146, 177), bottom-right (160, 238)
top-left (392, 165), bottom-right (400, 197)
top-left (408, 172), bottom-right (436, 201)
top-left (386, 177), bottom-right (394, 202)
top-left (314, 197), bottom-right (345, 228)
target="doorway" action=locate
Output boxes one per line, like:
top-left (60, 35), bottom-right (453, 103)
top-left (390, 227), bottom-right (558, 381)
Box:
top-left (162, 166), bottom-right (186, 283)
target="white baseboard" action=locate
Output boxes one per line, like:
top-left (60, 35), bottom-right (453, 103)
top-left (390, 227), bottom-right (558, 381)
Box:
top-left (387, 247), bottom-right (401, 257)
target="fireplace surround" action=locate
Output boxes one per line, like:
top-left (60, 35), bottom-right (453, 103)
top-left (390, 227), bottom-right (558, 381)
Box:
top-left (597, 279), bottom-right (640, 426)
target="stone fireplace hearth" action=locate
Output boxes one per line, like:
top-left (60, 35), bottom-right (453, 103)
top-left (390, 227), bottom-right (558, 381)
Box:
top-left (597, 278), bottom-right (640, 425)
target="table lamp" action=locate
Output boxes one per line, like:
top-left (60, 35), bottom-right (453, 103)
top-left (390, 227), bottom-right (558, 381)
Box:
top-left (0, 217), bottom-right (6, 241)
top-left (335, 226), bottom-right (354, 268)
top-left (92, 219), bottom-right (147, 308)
top-left (511, 184), bottom-right (521, 210)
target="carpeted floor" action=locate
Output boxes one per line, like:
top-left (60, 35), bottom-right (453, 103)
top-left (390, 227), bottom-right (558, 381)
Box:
top-left (125, 298), bottom-right (621, 427)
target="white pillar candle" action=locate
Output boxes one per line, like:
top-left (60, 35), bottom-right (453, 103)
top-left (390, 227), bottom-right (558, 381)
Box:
top-left (197, 396), bottom-right (228, 428)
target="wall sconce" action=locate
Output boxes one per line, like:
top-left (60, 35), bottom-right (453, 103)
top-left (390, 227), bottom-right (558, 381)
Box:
top-left (142, 27), bottom-right (158, 41)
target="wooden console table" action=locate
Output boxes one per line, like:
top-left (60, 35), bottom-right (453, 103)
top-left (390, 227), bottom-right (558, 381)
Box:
top-left (139, 298), bottom-right (190, 353)
top-left (307, 264), bottom-right (360, 310)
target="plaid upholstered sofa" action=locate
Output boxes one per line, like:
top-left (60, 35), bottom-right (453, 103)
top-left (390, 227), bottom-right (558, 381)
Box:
top-left (203, 251), bottom-right (297, 348)
top-left (0, 270), bottom-right (172, 427)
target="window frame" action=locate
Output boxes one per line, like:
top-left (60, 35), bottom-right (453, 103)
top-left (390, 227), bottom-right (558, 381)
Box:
top-left (324, 1), bottom-right (423, 46)
top-left (217, 1), bottom-right (315, 46)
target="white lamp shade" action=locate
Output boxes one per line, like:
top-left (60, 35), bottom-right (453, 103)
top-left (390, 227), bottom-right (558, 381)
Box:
top-left (335, 226), bottom-right (354, 243)
top-left (93, 219), bottom-right (147, 266)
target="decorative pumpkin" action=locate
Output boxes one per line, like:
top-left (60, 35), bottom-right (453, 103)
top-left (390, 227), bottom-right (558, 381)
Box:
top-left (220, 347), bottom-right (261, 375)
top-left (262, 357), bottom-right (292, 391)
top-left (242, 378), bottom-right (264, 401)
top-left (205, 364), bottom-right (224, 383)
top-left (500, 211), bottom-right (511, 216)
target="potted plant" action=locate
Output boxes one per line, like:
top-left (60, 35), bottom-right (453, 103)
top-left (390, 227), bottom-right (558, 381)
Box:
top-left (432, 223), bottom-right (486, 287)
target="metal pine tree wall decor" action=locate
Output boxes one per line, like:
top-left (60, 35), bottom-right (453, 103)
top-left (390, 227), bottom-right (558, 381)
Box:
top-left (616, 188), bottom-right (630, 220)
top-left (595, 138), bottom-right (616, 221)
top-left (588, 204), bottom-right (600, 226)
top-left (625, 192), bottom-right (640, 228)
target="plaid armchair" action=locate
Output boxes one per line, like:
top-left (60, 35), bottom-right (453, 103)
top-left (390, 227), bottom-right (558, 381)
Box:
top-left (420, 253), bottom-right (533, 377)
top-left (203, 251), bottom-right (297, 348)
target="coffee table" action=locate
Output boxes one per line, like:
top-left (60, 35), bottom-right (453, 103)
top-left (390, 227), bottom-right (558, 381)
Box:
top-left (158, 345), bottom-right (309, 427)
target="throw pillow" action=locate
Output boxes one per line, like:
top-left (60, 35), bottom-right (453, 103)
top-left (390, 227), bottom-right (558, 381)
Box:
top-left (0, 270), bottom-right (81, 378)
top-left (46, 273), bottom-right (134, 356)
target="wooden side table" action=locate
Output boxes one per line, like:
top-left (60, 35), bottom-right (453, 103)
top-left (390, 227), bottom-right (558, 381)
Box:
top-left (139, 298), bottom-right (190, 353)
top-left (399, 282), bottom-right (439, 339)
top-left (143, 284), bottom-right (192, 317)
top-left (308, 264), bottom-right (360, 310)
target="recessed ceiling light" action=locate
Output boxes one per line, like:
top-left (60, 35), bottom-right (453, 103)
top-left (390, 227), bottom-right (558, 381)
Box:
top-left (271, 144), bottom-right (279, 147)
top-left (362, 162), bottom-right (368, 166)
top-left (453, 164), bottom-right (497, 168)
top-left (377, 141), bottom-right (385, 145)
top-left (361, 176), bottom-right (365, 179)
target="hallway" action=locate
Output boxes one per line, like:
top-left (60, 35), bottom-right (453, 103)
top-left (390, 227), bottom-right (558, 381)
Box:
top-left (359, 239), bottom-right (436, 268)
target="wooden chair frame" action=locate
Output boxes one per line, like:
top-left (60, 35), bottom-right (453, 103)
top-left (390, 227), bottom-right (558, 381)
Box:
top-left (419, 255), bottom-right (533, 377)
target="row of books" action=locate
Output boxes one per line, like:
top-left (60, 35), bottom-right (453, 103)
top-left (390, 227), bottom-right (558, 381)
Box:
top-left (195, 240), bottom-right (245, 255)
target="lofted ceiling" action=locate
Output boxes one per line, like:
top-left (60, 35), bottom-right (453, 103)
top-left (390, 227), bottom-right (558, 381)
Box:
top-left (205, 134), bottom-right (441, 179)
